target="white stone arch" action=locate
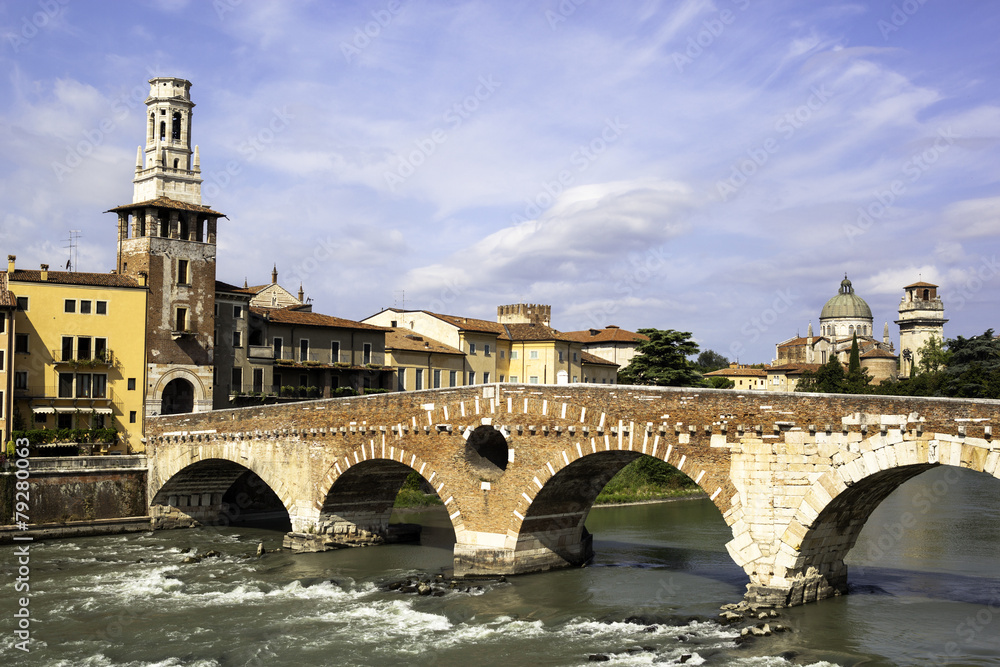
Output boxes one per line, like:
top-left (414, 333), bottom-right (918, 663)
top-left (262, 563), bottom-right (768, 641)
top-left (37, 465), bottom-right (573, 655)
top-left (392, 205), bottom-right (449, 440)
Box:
top-left (758, 433), bottom-right (1000, 606)
top-left (148, 366), bottom-right (212, 417)
top-left (148, 440), bottom-right (298, 526)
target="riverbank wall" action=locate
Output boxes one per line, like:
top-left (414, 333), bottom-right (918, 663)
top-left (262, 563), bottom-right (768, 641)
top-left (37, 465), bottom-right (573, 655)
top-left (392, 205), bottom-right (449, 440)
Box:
top-left (0, 455), bottom-right (148, 541)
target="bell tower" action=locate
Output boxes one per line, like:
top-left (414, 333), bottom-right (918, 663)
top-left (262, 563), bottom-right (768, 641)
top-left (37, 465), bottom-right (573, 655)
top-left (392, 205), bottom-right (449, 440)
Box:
top-left (133, 77), bottom-right (202, 204)
top-left (107, 77), bottom-right (222, 416)
top-left (896, 281), bottom-right (947, 378)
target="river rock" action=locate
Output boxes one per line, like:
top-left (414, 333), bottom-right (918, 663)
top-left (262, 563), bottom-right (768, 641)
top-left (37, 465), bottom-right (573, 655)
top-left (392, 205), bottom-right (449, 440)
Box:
top-left (417, 583), bottom-right (432, 595)
top-left (587, 655), bottom-right (610, 662)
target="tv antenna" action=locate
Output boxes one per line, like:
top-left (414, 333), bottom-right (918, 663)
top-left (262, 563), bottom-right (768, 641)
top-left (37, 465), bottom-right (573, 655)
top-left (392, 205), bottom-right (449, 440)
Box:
top-left (65, 230), bottom-right (81, 272)
top-left (393, 290), bottom-right (405, 309)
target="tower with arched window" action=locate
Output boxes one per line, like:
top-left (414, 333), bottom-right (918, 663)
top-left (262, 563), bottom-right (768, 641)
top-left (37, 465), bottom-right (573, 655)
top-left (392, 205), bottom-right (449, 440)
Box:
top-left (896, 281), bottom-right (947, 378)
top-left (107, 77), bottom-right (221, 416)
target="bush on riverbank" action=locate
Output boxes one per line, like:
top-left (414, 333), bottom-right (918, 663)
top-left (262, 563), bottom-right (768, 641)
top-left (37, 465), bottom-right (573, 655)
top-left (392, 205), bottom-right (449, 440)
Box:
top-left (394, 472), bottom-right (444, 507)
top-left (595, 458), bottom-right (701, 505)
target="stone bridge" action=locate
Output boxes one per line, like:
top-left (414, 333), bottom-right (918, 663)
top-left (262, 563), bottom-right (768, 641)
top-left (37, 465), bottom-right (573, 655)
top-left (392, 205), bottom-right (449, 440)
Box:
top-left (144, 384), bottom-right (1000, 607)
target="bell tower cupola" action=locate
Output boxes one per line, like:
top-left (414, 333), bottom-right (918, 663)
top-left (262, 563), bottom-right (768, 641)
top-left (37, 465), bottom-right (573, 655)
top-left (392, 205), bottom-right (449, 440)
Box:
top-left (133, 77), bottom-right (202, 205)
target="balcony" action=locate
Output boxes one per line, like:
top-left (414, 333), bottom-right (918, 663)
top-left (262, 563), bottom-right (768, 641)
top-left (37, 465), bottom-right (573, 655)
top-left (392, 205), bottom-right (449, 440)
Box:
top-left (51, 348), bottom-right (115, 368)
top-left (15, 384), bottom-right (117, 404)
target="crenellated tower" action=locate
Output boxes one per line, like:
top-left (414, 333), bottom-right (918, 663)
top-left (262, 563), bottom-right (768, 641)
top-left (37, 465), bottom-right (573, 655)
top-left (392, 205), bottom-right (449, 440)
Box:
top-left (107, 77), bottom-right (221, 416)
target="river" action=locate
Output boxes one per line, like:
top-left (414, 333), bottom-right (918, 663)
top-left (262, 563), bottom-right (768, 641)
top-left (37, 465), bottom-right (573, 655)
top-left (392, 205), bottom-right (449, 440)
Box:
top-left (2, 465), bottom-right (998, 666)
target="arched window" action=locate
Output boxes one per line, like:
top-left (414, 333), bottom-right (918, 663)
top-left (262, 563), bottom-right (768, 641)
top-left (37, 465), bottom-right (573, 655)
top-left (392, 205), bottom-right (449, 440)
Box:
top-left (173, 158), bottom-right (179, 169)
top-left (923, 289), bottom-right (930, 300)
top-left (172, 112), bottom-right (182, 141)
top-left (159, 120), bottom-right (166, 141)
top-left (161, 378), bottom-right (194, 415)
top-left (849, 325), bottom-right (855, 334)
top-left (148, 113), bottom-right (155, 143)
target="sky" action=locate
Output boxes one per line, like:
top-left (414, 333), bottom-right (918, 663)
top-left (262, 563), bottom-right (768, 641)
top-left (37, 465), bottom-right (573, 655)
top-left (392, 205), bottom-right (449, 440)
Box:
top-left (1, 0), bottom-right (998, 363)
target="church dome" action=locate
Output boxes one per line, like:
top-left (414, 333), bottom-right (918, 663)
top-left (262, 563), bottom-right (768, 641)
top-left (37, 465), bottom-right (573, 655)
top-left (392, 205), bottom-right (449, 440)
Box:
top-left (820, 276), bottom-right (872, 320)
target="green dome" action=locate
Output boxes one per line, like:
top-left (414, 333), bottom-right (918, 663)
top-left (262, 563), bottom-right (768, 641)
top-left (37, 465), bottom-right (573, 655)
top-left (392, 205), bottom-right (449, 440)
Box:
top-left (820, 276), bottom-right (872, 320)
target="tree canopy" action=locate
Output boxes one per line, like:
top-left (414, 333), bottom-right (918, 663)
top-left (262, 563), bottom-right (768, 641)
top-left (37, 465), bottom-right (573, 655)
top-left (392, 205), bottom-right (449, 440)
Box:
top-left (619, 329), bottom-right (706, 387)
top-left (695, 349), bottom-right (730, 372)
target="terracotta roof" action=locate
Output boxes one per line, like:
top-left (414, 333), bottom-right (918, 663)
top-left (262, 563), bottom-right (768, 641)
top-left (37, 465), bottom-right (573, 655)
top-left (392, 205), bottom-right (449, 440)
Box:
top-left (904, 281), bottom-right (938, 289)
top-left (215, 280), bottom-right (254, 295)
top-left (251, 305), bottom-right (384, 331)
top-left (563, 326), bottom-right (649, 344)
top-left (861, 348), bottom-right (897, 359)
top-left (6, 270), bottom-right (142, 288)
top-left (580, 350), bottom-right (618, 366)
top-left (704, 367), bottom-right (768, 377)
top-left (426, 311), bottom-right (510, 338)
top-left (384, 330), bottom-right (463, 355)
top-left (106, 196), bottom-right (225, 217)
top-left (769, 363), bottom-right (822, 374)
top-left (503, 322), bottom-right (578, 342)
top-left (0, 273), bottom-right (16, 308)
top-left (777, 336), bottom-right (829, 347)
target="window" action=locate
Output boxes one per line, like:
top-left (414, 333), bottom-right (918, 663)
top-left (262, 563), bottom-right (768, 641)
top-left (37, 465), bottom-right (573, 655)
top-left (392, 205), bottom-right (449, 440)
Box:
top-left (0, 315), bottom-right (4, 333)
top-left (483, 371), bottom-right (490, 383)
top-left (233, 305), bottom-right (242, 318)
top-left (231, 368), bottom-right (242, 391)
top-left (95, 338), bottom-right (107, 362)
top-left (529, 376), bottom-right (539, 384)
top-left (92, 374), bottom-right (107, 399)
top-left (573, 375), bottom-right (578, 382)
top-left (499, 375), bottom-right (505, 382)
top-left (15, 371), bottom-right (27, 390)
top-left (77, 337), bottom-right (92, 361)
top-left (558, 351), bottom-right (564, 363)
top-left (299, 339), bottom-right (309, 361)
top-left (178, 259), bottom-right (189, 284)
top-left (76, 373), bottom-right (91, 398)
top-left (15, 334), bottom-right (29, 354)
top-left (61, 337), bottom-right (74, 361)
top-left (274, 373), bottom-right (282, 388)
top-left (16, 296), bottom-right (28, 311)
top-left (58, 373), bottom-right (74, 398)
top-left (573, 353), bottom-right (578, 362)
top-left (469, 342), bottom-right (476, 354)
top-left (80, 300), bottom-right (92, 314)
top-left (500, 350), bottom-right (505, 359)
top-left (484, 344), bottom-right (491, 356)
top-left (96, 301), bottom-right (107, 315)
top-left (433, 369), bottom-right (441, 388)
top-left (253, 369), bottom-right (263, 392)
top-left (34, 411), bottom-right (47, 424)
top-left (273, 337), bottom-right (283, 359)
top-left (130, 411), bottom-right (137, 424)
top-left (529, 350), bottom-right (539, 360)
top-left (233, 331), bottom-right (242, 347)
top-left (449, 370), bottom-right (457, 387)
top-left (363, 343), bottom-right (372, 365)
top-left (511, 350), bottom-right (518, 360)
top-left (331, 341), bottom-right (341, 363)
top-left (128, 378), bottom-right (136, 391)
top-left (468, 371), bottom-right (475, 385)
top-left (64, 299), bottom-right (76, 313)
top-left (509, 375), bottom-right (519, 383)
top-left (175, 308), bottom-right (188, 332)
top-left (57, 413), bottom-right (72, 429)
top-left (397, 368), bottom-right (406, 392)
top-left (415, 369), bottom-right (424, 390)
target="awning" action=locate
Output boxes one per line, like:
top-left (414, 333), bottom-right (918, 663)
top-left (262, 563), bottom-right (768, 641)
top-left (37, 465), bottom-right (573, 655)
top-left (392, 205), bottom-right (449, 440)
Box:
top-left (54, 407), bottom-right (78, 413)
top-left (31, 407), bottom-right (55, 414)
top-left (92, 408), bottom-right (113, 415)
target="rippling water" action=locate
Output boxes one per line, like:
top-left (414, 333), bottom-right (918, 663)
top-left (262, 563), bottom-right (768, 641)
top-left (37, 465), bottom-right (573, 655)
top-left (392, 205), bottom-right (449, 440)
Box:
top-left (2, 466), bottom-right (998, 666)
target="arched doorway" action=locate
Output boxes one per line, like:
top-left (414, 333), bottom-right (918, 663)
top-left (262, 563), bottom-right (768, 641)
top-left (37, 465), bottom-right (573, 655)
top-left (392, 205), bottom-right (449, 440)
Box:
top-left (161, 378), bottom-right (194, 415)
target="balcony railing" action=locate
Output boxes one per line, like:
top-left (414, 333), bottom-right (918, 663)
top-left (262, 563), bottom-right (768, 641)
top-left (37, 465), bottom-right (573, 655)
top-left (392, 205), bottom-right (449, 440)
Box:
top-left (274, 350), bottom-right (385, 366)
top-left (51, 348), bottom-right (115, 367)
top-left (14, 384), bottom-right (117, 402)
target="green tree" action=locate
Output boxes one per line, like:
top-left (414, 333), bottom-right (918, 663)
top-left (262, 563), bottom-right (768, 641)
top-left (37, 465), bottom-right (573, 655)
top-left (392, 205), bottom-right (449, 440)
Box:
top-left (696, 349), bottom-right (730, 372)
top-left (795, 355), bottom-right (845, 393)
top-left (707, 376), bottom-right (735, 389)
top-left (914, 335), bottom-right (951, 375)
top-left (844, 334), bottom-right (872, 393)
top-left (618, 329), bottom-right (705, 387)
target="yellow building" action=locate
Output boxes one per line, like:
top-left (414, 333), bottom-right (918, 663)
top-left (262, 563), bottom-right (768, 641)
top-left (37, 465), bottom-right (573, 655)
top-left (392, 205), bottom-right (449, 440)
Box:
top-left (384, 329), bottom-right (466, 390)
top-left (5, 257), bottom-right (148, 453)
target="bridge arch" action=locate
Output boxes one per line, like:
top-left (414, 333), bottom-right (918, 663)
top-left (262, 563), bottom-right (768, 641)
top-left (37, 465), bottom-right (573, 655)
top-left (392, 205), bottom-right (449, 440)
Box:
top-left (758, 435), bottom-right (1000, 606)
top-left (150, 453), bottom-right (294, 530)
top-left (316, 442), bottom-right (466, 544)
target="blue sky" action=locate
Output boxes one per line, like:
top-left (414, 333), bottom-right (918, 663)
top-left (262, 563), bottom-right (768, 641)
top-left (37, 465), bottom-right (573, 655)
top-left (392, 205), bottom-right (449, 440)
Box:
top-left (1, 0), bottom-right (998, 362)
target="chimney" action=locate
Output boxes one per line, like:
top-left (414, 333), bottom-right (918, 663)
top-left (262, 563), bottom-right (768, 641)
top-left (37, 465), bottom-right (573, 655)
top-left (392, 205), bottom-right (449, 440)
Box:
top-left (40, 264), bottom-right (49, 281)
top-left (298, 284), bottom-right (304, 302)
top-left (272, 264), bottom-right (278, 285)
top-left (7, 255), bottom-right (15, 273)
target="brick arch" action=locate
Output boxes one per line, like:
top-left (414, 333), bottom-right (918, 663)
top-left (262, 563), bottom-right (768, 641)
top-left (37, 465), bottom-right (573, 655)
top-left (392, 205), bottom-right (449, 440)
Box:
top-left (149, 367), bottom-right (210, 416)
top-left (318, 442), bottom-right (466, 537)
top-left (762, 434), bottom-right (1000, 607)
